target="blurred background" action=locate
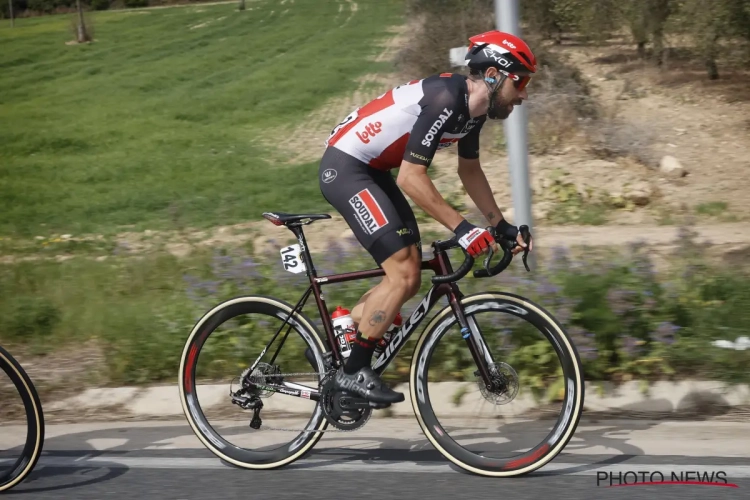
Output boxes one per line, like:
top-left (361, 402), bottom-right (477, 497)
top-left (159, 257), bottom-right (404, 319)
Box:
top-left (1, 0), bottom-right (749, 418)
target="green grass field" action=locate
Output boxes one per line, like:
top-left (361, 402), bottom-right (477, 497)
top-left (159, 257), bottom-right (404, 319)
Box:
top-left (0, 0), bottom-right (404, 238)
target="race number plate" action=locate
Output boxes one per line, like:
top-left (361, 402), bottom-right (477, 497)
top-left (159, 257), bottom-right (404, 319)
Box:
top-left (279, 244), bottom-right (306, 274)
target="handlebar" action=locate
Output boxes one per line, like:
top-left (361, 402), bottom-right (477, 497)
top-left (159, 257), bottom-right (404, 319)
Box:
top-left (430, 225), bottom-right (531, 284)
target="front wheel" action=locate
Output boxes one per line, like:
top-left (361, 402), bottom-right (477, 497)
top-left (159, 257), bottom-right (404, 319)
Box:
top-left (0, 345), bottom-right (45, 492)
top-left (410, 291), bottom-right (585, 477)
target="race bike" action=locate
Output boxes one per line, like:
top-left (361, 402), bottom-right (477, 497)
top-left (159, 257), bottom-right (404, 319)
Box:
top-left (179, 211), bottom-right (584, 477)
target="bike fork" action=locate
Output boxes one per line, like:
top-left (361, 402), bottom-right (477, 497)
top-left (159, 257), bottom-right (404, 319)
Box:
top-left (446, 285), bottom-right (498, 389)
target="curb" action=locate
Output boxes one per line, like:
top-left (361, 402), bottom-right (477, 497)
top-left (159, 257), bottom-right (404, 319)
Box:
top-left (46, 380), bottom-right (750, 420)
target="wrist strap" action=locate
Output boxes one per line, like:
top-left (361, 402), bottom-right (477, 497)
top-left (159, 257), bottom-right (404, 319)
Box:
top-left (453, 219), bottom-right (474, 236)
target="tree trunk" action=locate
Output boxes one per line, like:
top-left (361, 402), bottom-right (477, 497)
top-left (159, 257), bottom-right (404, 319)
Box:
top-left (8, 0), bottom-right (13, 28)
top-left (652, 29), bottom-right (664, 66)
top-left (705, 32), bottom-right (720, 80)
top-left (76, 0), bottom-right (90, 43)
top-left (238, 0), bottom-right (245, 11)
top-left (706, 58), bottom-right (719, 80)
top-left (637, 41), bottom-right (646, 59)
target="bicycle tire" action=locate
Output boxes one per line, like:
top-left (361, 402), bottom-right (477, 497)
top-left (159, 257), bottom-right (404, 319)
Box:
top-left (178, 295), bottom-right (329, 470)
top-left (0, 345), bottom-right (45, 492)
top-left (409, 291), bottom-right (585, 477)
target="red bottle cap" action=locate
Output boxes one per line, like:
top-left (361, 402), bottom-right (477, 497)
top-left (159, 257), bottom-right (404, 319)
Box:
top-left (332, 306), bottom-right (350, 319)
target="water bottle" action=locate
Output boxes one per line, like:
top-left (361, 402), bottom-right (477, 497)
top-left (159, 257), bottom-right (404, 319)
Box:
top-left (373, 312), bottom-right (403, 359)
top-left (331, 306), bottom-right (356, 358)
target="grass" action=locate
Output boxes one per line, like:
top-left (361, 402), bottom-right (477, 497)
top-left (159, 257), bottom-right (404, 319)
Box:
top-left (0, 0), bottom-right (404, 238)
top-left (695, 201), bottom-right (728, 217)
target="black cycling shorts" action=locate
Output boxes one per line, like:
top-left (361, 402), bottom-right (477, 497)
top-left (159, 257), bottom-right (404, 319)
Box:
top-left (318, 146), bottom-right (421, 265)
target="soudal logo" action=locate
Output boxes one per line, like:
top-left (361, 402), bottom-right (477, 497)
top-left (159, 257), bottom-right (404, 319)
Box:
top-left (421, 108), bottom-right (453, 147)
top-left (348, 188), bottom-right (388, 235)
top-left (356, 122), bottom-right (383, 144)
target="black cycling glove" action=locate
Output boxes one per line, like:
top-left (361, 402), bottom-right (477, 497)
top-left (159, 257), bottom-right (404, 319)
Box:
top-left (494, 218), bottom-right (519, 241)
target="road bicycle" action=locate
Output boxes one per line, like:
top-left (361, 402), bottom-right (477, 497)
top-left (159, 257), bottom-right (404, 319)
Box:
top-left (0, 345), bottom-right (45, 492)
top-left (179, 211), bottom-right (585, 477)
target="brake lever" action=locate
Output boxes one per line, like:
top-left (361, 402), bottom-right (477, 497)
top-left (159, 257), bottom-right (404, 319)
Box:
top-left (519, 225), bottom-right (531, 272)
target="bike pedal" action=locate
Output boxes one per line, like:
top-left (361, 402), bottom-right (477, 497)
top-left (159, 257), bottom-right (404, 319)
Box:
top-left (368, 401), bottom-right (392, 409)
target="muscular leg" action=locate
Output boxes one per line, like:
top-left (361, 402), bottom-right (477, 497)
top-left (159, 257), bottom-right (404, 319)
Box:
top-left (343, 244), bottom-right (421, 376)
top-left (349, 282), bottom-right (381, 328)
top-left (358, 246), bottom-right (421, 340)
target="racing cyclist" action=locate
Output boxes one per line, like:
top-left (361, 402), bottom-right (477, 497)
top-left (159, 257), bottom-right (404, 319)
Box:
top-left (318, 30), bottom-right (536, 406)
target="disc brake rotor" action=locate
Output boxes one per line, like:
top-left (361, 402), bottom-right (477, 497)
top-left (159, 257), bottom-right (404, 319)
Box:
top-left (478, 362), bottom-right (519, 405)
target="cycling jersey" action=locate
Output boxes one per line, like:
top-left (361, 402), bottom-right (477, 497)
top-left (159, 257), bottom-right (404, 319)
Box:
top-left (325, 73), bottom-right (487, 170)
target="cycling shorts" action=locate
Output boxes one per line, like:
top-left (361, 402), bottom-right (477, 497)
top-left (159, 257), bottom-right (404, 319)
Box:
top-left (318, 146), bottom-right (421, 265)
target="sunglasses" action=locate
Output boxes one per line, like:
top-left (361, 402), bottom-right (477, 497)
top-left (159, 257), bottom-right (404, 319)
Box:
top-left (498, 70), bottom-right (532, 90)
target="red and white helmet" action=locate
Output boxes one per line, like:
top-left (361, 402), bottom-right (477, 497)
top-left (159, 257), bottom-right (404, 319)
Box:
top-left (465, 31), bottom-right (537, 89)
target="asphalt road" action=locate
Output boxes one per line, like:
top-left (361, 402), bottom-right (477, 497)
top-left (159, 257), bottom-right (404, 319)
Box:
top-left (2, 417), bottom-right (748, 499)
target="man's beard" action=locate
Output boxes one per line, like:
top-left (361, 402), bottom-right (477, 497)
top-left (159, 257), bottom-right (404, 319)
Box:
top-left (489, 104), bottom-right (512, 120)
top-left (488, 97), bottom-right (521, 120)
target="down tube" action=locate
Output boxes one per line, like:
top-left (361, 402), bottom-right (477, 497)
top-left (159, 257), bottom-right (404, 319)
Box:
top-left (371, 283), bottom-right (452, 375)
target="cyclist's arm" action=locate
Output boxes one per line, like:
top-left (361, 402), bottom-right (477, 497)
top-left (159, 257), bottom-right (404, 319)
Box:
top-left (457, 156), bottom-right (506, 227)
top-left (397, 161), bottom-right (465, 231)
top-left (397, 85), bottom-right (464, 231)
top-left (456, 117), bottom-right (507, 227)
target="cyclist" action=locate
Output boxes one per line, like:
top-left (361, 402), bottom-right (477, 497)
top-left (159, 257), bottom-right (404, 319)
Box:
top-left (318, 30), bottom-right (536, 406)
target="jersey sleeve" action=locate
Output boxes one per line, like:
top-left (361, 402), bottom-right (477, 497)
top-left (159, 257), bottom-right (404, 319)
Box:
top-left (457, 116), bottom-right (486, 160)
top-left (402, 84), bottom-right (461, 168)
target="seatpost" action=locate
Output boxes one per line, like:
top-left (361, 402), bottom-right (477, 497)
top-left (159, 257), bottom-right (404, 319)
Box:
top-left (290, 224), bottom-right (316, 279)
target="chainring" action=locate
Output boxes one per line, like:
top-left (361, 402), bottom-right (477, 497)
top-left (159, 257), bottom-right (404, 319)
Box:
top-left (477, 362), bottom-right (519, 405)
top-left (320, 372), bottom-right (372, 431)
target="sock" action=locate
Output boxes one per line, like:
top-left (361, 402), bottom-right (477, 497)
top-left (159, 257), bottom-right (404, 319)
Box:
top-left (344, 330), bottom-right (377, 374)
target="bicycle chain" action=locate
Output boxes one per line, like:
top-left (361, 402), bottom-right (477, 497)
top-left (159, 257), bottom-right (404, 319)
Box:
top-left (244, 370), bottom-right (371, 434)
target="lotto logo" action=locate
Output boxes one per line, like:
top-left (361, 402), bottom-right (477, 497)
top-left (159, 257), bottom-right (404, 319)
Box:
top-left (348, 189), bottom-right (388, 235)
top-left (356, 122), bottom-right (383, 144)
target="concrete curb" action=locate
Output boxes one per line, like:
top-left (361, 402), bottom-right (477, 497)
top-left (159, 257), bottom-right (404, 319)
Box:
top-left (47, 380), bottom-right (750, 419)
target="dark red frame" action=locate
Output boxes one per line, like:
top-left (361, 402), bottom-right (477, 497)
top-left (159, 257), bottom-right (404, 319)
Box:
top-left (276, 222), bottom-right (496, 387)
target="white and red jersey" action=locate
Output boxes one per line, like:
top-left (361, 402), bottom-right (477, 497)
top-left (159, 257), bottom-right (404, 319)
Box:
top-left (325, 73), bottom-right (487, 171)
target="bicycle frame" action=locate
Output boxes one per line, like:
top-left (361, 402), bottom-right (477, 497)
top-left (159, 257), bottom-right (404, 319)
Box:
top-left (253, 222), bottom-right (497, 398)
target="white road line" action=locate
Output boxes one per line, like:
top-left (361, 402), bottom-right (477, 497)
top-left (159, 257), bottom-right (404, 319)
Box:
top-left (7, 456), bottom-right (750, 478)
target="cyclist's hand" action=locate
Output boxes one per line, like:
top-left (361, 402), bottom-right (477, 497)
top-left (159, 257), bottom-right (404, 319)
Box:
top-left (495, 219), bottom-right (532, 255)
top-left (454, 220), bottom-right (497, 257)
top-left (514, 231), bottom-right (532, 255)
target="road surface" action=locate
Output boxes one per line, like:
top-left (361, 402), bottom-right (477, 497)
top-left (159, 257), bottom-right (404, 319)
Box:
top-left (2, 416), bottom-right (748, 499)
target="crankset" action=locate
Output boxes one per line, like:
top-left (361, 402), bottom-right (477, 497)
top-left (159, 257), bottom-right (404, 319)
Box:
top-left (226, 365), bottom-right (386, 433)
top-left (318, 371), bottom-right (374, 431)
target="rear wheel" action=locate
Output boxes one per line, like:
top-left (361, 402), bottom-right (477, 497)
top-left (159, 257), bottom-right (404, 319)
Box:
top-left (0, 346), bottom-right (45, 492)
top-left (410, 291), bottom-right (585, 477)
top-left (178, 295), bottom-right (330, 469)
